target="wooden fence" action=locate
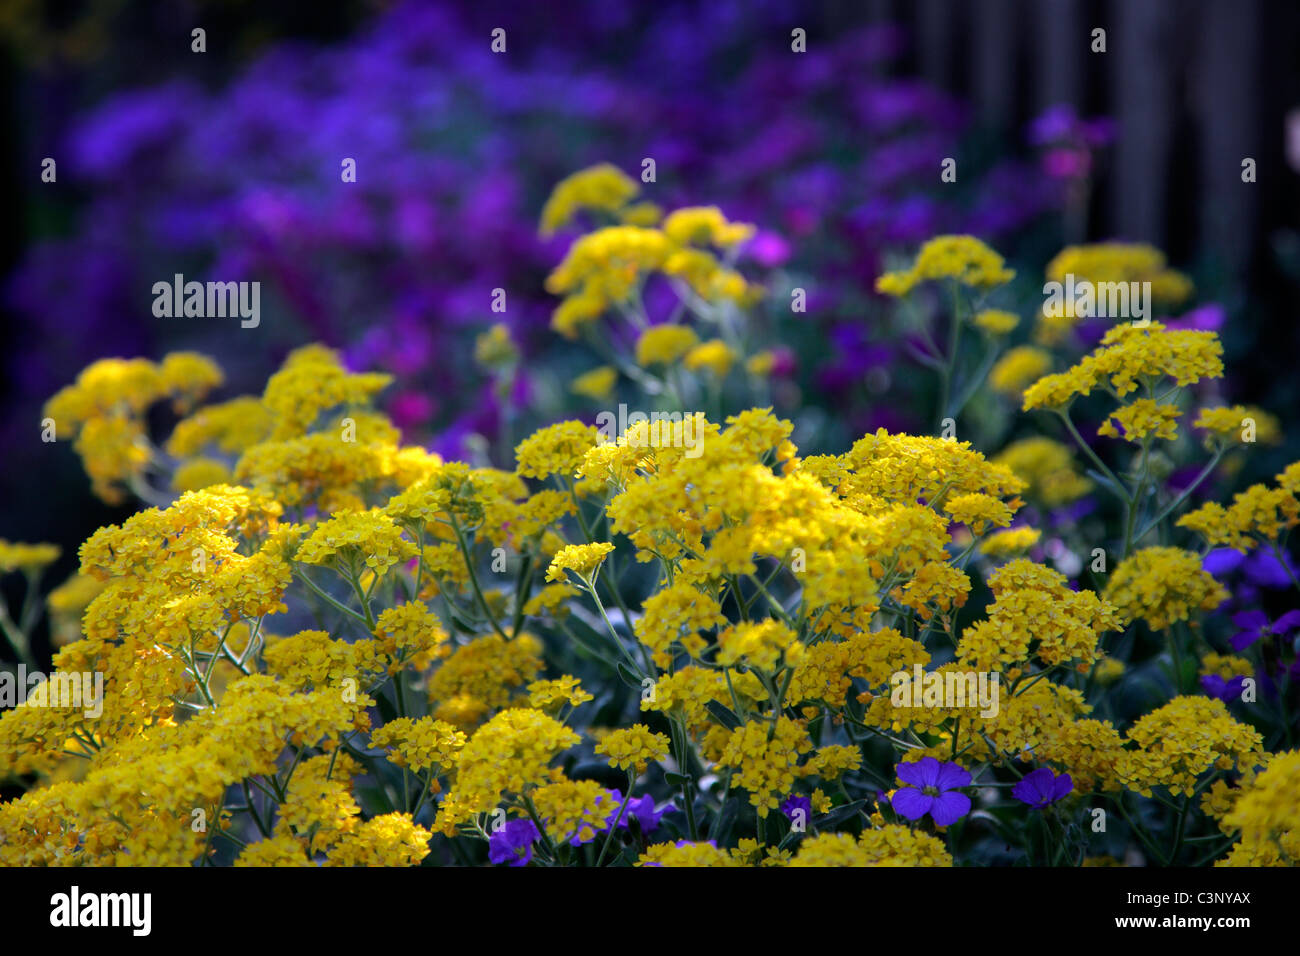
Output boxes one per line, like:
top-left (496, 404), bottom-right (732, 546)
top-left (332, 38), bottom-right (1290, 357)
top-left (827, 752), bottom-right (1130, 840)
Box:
top-left (825, 0), bottom-right (1299, 283)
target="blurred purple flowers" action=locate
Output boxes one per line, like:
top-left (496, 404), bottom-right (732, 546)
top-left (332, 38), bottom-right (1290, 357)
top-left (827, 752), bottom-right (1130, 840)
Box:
top-left (9, 1), bottom-right (1058, 463)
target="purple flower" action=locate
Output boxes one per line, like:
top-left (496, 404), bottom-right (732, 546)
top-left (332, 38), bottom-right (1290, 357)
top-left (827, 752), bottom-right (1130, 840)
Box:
top-left (1203, 548), bottom-right (1247, 578)
top-left (488, 819), bottom-right (539, 866)
top-left (780, 794), bottom-right (812, 823)
top-left (623, 794), bottom-right (667, 834)
top-left (1166, 304), bottom-right (1226, 332)
top-left (1244, 550), bottom-right (1300, 590)
top-left (891, 757), bottom-right (972, 826)
top-left (1201, 674), bottom-right (1248, 703)
top-left (1230, 609), bottom-right (1300, 651)
top-left (1011, 768), bottom-right (1074, 809)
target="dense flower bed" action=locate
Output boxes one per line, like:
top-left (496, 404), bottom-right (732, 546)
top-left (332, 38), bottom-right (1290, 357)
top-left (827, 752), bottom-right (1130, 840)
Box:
top-left (0, 165), bottom-right (1296, 867)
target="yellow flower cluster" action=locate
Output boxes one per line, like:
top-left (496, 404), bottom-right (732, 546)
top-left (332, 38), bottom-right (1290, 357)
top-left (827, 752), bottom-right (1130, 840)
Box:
top-left (957, 559), bottom-right (1119, 672)
top-left (1218, 750), bottom-right (1300, 866)
top-left (1023, 322), bottom-right (1223, 412)
top-left (0, 540), bottom-right (60, 574)
top-left (875, 235), bottom-right (1015, 297)
top-left (1178, 461), bottom-right (1300, 551)
top-left (539, 163), bottom-right (642, 236)
top-left (45, 353), bottom-right (224, 502)
top-left (1103, 547), bottom-right (1227, 630)
top-left (593, 724), bottom-right (671, 773)
top-left (992, 437), bottom-right (1091, 507)
top-left (788, 826), bottom-right (953, 866)
top-left (545, 212), bottom-right (757, 339)
top-left (1115, 697), bottom-right (1262, 798)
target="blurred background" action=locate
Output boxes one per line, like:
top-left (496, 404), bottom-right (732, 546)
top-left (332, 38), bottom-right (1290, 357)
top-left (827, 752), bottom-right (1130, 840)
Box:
top-left (3, 0), bottom-right (1299, 665)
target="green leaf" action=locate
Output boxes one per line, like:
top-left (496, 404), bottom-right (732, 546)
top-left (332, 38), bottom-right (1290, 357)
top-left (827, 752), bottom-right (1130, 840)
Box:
top-left (705, 700), bottom-right (742, 730)
top-left (615, 662), bottom-right (644, 690)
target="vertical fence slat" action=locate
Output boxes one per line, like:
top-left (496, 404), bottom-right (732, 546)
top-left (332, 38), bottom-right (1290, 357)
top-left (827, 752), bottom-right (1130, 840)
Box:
top-left (1034, 0), bottom-right (1085, 112)
top-left (1112, 0), bottom-right (1176, 245)
top-left (974, 0), bottom-right (1018, 130)
top-left (1196, 0), bottom-right (1260, 279)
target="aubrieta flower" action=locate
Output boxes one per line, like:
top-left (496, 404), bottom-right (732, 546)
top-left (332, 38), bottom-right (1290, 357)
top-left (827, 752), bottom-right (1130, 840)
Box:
top-left (891, 756), bottom-right (972, 826)
top-left (1011, 768), bottom-right (1074, 809)
top-left (780, 794), bottom-right (812, 823)
top-left (488, 819), bottom-right (540, 867)
top-left (597, 789), bottom-right (667, 836)
top-left (1230, 609), bottom-right (1300, 652)
top-left (1200, 674), bottom-right (1248, 704)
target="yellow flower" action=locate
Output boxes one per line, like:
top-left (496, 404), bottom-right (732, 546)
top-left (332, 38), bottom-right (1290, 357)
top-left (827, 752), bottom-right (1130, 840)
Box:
top-left (427, 633), bottom-right (544, 719)
top-left (874, 235), bottom-right (1015, 297)
top-left (527, 675), bottom-right (593, 710)
top-left (570, 365), bottom-right (618, 401)
top-left (635, 324), bottom-right (699, 366)
top-left (992, 437), bottom-right (1092, 507)
top-left (594, 724), bottom-right (671, 773)
top-left (717, 717), bottom-right (813, 817)
top-left (683, 339), bottom-right (736, 378)
top-left (1219, 750), bottom-right (1300, 866)
top-left (716, 619), bottom-right (804, 671)
top-left (638, 841), bottom-right (743, 867)
top-left (474, 323), bottom-right (519, 369)
top-left (788, 826), bottom-right (953, 866)
top-left (978, 526), bottom-right (1041, 558)
top-left (1193, 405), bottom-right (1281, 446)
top-left (1104, 547), bottom-right (1227, 630)
top-left (973, 308), bottom-right (1020, 335)
top-left (539, 163), bottom-right (640, 236)
top-left (662, 206), bottom-right (756, 248)
top-left (943, 492), bottom-right (1014, 534)
top-left (546, 542), bottom-right (615, 584)
top-left (434, 708), bottom-right (580, 834)
top-left (172, 457), bottom-right (233, 492)
top-left (1097, 398), bottom-right (1181, 442)
top-left (1045, 242), bottom-right (1193, 305)
top-left (1023, 322), bottom-right (1223, 412)
top-left (295, 509), bottom-right (417, 573)
top-left (1116, 696), bottom-right (1262, 798)
top-left (515, 421), bottom-right (600, 480)
top-left (325, 813), bottom-right (431, 866)
top-left (369, 717), bottom-right (466, 773)
top-left (990, 346), bottom-right (1052, 398)
top-left (0, 540), bottom-right (60, 575)
top-left (1178, 478), bottom-right (1298, 551)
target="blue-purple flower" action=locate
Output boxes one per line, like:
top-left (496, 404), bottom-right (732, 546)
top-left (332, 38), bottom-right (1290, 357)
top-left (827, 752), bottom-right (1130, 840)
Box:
top-left (780, 794), bottom-right (812, 824)
top-left (621, 794), bottom-right (667, 834)
top-left (1200, 673), bottom-right (1249, 703)
top-left (891, 757), bottom-right (971, 826)
top-left (1230, 609), bottom-right (1300, 651)
top-left (488, 819), bottom-right (539, 866)
top-left (1011, 768), bottom-right (1074, 809)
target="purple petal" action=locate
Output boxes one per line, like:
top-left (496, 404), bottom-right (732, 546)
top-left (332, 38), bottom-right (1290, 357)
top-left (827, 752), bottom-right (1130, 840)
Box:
top-left (1012, 768), bottom-right (1052, 806)
top-left (1230, 630), bottom-right (1261, 652)
top-left (889, 787), bottom-right (934, 821)
top-left (895, 756), bottom-right (939, 788)
top-left (1232, 609), bottom-right (1270, 631)
top-left (1051, 773), bottom-right (1074, 801)
top-left (1202, 548), bottom-right (1246, 577)
top-left (1272, 610), bottom-right (1300, 635)
top-left (930, 791), bottom-right (972, 826)
top-left (934, 761), bottom-right (972, 791)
